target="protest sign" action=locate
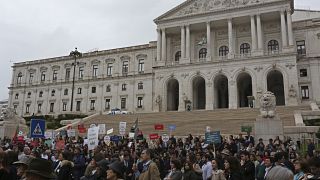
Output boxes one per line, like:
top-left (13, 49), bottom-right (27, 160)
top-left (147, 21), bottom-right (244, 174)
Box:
top-left (87, 126), bottom-right (99, 150)
top-left (107, 128), bottom-right (114, 135)
top-left (205, 131), bottom-right (221, 144)
top-left (98, 124), bottom-right (106, 134)
top-left (119, 122), bottom-right (126, 135)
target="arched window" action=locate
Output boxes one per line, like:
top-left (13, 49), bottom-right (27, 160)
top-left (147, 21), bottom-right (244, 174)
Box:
top-left (27, 92), bottom-right (31, 98)
top-left (199, 48), bottom-right (207, 59)
top-left (17, 72), bottom-right (22, 84)
top-left (64, 89), bottom-right (68, 95)
top-left (175, 51), bottom-right (181, 62)
top-left (219, 46), bottom-right (229, 57)
top-left (51, 90), bottom-right (56, 97)
top-left (240, 43), bottom-right (251, 54)
top-left (39, 91), bottom-right (43, 97)
top-left (268, 40), bottom-right (279, 53)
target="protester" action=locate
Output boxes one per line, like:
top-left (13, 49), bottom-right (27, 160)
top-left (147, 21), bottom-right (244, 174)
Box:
top-left (135, 149), bottom-right (161, 180)
top-left (164, 159), bottom-right (182, 180)
top-left (210, 158), bottom-right (225, 180)
top-left (55, 151), bottom-right (74, 180)
top-left (106, 161), bottom-right (124, 180)
top-left (182, 161), bottom-right (202, 180)
top-left (13, 155), bottom-right (33, 180)
top-left (224, 156), bottom-right (242, 180)
top-left (265, 165), bottom-right (294, 180)
top-left (239, 150), bottom-right (255, 180)
top-left (25, 158), bottom-right (56, 180)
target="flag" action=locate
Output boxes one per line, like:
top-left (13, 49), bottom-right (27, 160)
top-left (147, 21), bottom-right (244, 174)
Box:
top-left (12, 125), bottom-right (19, 143)
top-left (130, 118), bottom-right (139, 139)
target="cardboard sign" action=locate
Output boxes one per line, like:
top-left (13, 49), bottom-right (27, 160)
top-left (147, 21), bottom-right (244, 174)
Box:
top-left (78, 124), bottom-right (86, 133)
top-left (98, 124), bottom-right (106, 134)
top-left (87, 127), bottom-right (99, 150)
top-left (205, 131), bottom-right (221, 144)
top-left (168, 125), bottom-right (176, 131)
top-left (149, 133), bottom-right (159, 140)
top-left (45, 130), bottom-right (54, 139)
top-left (67, 129), bottom-right (76, 137)
top-left (119, 122), bottom-right (126, 135)
top-left (107, 128), bottom-right (114, 135)
top-left (110, 135), bottom-right (120, 142)
top-left (154, 124), bottom-right (164, 130)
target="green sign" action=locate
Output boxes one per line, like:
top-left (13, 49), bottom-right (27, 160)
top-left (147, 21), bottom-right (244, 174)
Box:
top-left (241, 126), bottom-right (252, 133)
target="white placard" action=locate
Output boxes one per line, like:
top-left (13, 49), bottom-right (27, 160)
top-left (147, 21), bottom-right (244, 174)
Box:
top-left (162, 134), bottom-right (169, 143)
top-left (87, 127), bottom-right (99, 150)
top-left (119, 122), bottom-right (127, 135)
top-left (206, 126), bottom-right (211, 133)
top-left (104, 135), bottom-right (110, 144)
top-left (90, 124), bottom-right (96, 128)
top-left (45, 130), bottom-right (54, 139)
top-left (98, 124), bottom-right (106, 135)
top-left (107, 128), bottom-right (114, 135)
top-left (129, 132), bottom-right (135, 138)
top-left (67, 129), bottom-right (76, 137)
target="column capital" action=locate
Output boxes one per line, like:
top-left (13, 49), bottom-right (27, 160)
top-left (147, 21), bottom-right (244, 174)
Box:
top-left (250, 14), bottom-right (255, 18)
top-left (180, 25), bottom-right (185, 29)
top-left (206, 21), bottom-right (211, 25)
top-left (286, 9), bottom-right (292, 14)
top-left (280, 9), bottom-right (286, 14)
top-left (228, 18), bottom-right (232, 22)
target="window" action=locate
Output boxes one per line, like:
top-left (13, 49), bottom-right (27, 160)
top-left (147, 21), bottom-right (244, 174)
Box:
top-left (121, 98), bottom-right (126, 109)
top-left (64, 89), bottom-right (68, 95)
top-left (301, 86), bottom-right (309, 99)
top-left (51, 90), bottom-right (55, 97)
top-left (17, 73), bottom-right (22, 84)
top-left (138, 59), bottom-right (145, 73)
top-left (300, 69), bottom-right (308, 77)
top-left (105, 99), bottom-right (111, 110)
top-left (13, 105), bottom-right (17, 111)
top-left (199, 48), bottom-right (207, 59)
top-left (175, 51), bottom-right (181, 62)
top-left (50, 103), bottom-right (54, 112)
top-left (138, 82), bottom-right (143, 90)
top-left (106, 85), bottom-right (111, 92)
top-left (122, 84), bottom-right (127, 91)
top-left (219, 46), bottom-right (229, 57)
top-left (27, 92), bottom-right (31, 98)
top-left (29, 73), bottom-right (34, 84)
top-left (79, 67), bottom-right (84, 79)
top-left (15, 93), bottom-right (19, 99)
top-left (39, 91), bottom-right (43, 97)
top-left (41, 72), bottom-right (46, 82)
top-left (63, 102), bottom-right (67, 111)
top-left (240, 43), bottom-right (251, 54)
top-left (65, 68), bottom-right (71, 80)
top-left (297, 40), bottom-right (306, 55)
top-left (107, 63), bottom-right (113, 76)
top-left (76, 101), bottom-right (81, 111)
top-left (77, 88), bottom-right (82, 94)
top-left (52, 70), bottom-right (58, 81)
top-left (268, 40), bottom-right (279, 53)
top-left (90, 100), bottom-right (96, 110)
top-left (37, 103), bottom-right (42, 113)
top-left (92, 87), bottom-right (96, 93)
top-left (92, 65), bottom-right (98, 77)
top-left (137, 97), bottom-right (143, 108)
top-left (122, 61), bottom-right (129, 75)
top-left (26, 104), bottom-right (30, 113)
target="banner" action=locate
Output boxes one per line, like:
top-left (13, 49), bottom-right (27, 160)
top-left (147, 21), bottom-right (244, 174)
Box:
top-left (107, 128), bottom-right (114, 135)
top-left (87, 126), bottom-right (99, 150)
top-left (205, 131), bottom-right (221, 144)
top-left (119, 122), bottom-right (126, 135)
top-left (154, 124), bottom-right (164, 130)
top-left (98, 124), bottom-right (106, 134)
top-left (78, 124), bottom-right (86, 133)
top-left (30, 119), bottom-right (46, 138)
top-left (149, 133), bottom-right (159, 140)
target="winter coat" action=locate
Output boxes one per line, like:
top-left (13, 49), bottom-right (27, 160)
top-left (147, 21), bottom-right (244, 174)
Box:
top-left (56, 160), bottom-right (74, 180)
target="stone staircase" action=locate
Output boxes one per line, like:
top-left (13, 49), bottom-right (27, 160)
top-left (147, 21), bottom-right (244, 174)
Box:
top-left (71, 106), bottom-right (310, 136)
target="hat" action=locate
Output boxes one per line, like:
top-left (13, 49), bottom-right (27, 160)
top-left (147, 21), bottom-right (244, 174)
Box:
top-left (221, 149), bottom-right (230, 156)
top-left (108, 161), bottom-right (124, 177)
top-left (26, 158), bottom-right (56, 179)
top-left (97, 159), bottom-right (110, 172)
top-left (13, 155), bottom-right (33, 166)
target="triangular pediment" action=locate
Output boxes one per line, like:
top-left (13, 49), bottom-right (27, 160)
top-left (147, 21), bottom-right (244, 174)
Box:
top-left (155, 0), bottom-right (284, 23)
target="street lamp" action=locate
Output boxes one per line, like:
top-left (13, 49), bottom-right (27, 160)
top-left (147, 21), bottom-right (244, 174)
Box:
top-left (69, 47), bottom-right (82, 111)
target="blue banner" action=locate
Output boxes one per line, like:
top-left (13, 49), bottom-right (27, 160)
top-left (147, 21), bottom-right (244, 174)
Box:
top-left (30, 119), bottom-right (46, 138)
top-left (168, 125), bottom-right (176, 131)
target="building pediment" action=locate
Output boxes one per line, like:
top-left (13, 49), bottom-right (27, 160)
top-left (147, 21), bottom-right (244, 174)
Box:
top-left (155, 0), bottom-right (285, 23)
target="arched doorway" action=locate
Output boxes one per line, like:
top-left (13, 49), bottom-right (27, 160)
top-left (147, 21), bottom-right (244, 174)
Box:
top-left (237, 73), bottom-right (253, 107)
top-left (167, 79), bottom-right (179, 111)
top-left (267, 70), bottom-right (285, 106)
top-left (192, 76), bottom-right (206, 110)
top-left (214, 75), bottom-right (229, 108)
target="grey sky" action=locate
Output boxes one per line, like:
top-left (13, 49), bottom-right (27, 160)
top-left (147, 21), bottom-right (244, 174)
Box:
top-left (0, 0), bottom-right (319, 101)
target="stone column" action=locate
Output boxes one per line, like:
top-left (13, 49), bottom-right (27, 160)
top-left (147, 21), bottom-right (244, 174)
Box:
top-left (228, 80), bottom-right (237, 109)
top-left (186, 25), bottom-right (191, 60)
top-left (280, 10), bottom-right (288, 48)
top-left (287, 10), bottom-right (294, 46)
top-left (181, 26), bottom-right (186, 59)
top-left (161, 28), bottom-right (167, 61)
top-left (207, 22), bottom-right (212, 61)
top-left (256, 14), bottom-right (263, 52)
top-left (228, 19), bottom-right (234, 59)
top-left (157, 29), bottom-right (162, 61)
top-left (206, 82), bottom-right (214, 110)
top-left (251, 15), bottom-right (257, 52)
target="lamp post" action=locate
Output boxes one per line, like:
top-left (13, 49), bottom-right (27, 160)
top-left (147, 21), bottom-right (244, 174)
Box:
top-left (69, 47), bottom-right (82, 112)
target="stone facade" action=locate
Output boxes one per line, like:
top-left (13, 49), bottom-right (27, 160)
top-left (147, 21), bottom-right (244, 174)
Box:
top-left (8, 0), bottom-right (320, 117)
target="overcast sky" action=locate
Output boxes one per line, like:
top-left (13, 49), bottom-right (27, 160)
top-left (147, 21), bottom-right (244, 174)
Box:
top-left (0, 0), bottom-right (319, 101)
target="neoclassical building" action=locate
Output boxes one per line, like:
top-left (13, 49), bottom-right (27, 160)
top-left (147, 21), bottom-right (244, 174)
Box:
top-left (8, 0), bottom-right (320, 117)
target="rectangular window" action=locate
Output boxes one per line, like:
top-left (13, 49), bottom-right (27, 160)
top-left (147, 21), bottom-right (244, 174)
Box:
top-left (63, 102), bottom-right (67, 111)
top-left (13, 105), bottom-right (17, 110)
top-left (39, 91), bottom-right (43, 97)
top-left (138, 82), bottom-right (143, 90)
top-left (122, 61), bottom-right (129, 75)
top-left (41, 72), bottom-right (46, 82)
top-left (51, 90), bottom-right (55, 97)
top-left (106, 85), bottom-right (111, 92)
top-left (105, 99), bottom-right (110, 110)
top-left (107, 63), bottom-right (113, 76)
top-left (121, 98), bottom-right (126, 109)
top-left (50, 103), bottom-right (54, 112)
top-left (300, 69), bottom-right (307, 77)
top-left (92, 65), bottom-right (98, 77)
top-left (37, 103), bottom-right (42, 113)
top-left (26, 104), bottom-right (30, 113)
top-left (297, 40), bottom-right (306, 56)
top-left (65, 68), bottom-right (71, 80)
top-left (77, 88), bottom-right (82, 94)
top-left (29, 73), bottom-right (34, 84)
top-left (64, 89), bottom-right (68, 95)
top-left (27, 92), bottom-right (31, 98)
top-left (79, 67), bottom-right (84, 79)
top-left (52, 70), bottom-right (58, 81)
top-left (137, 97), bottom-right (143, 108)
top-left (301, 86), bottom-right (309, 99)
top-left (15, 93), bottom-right (19, 99)
top-left (122, 84), bottom-right (127, 91)
top-left (90, 100), bottom-right (96, 110)
top-left (76, 101), bottom-right (81, 111)
top-left (92, 87), bottom-right (96, 93)
top-left (138, 59), bottom-right (144, 73)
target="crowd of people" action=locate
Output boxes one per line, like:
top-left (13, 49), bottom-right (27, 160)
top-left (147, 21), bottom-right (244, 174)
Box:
top-left (0, 133), bottom-right (319, 180)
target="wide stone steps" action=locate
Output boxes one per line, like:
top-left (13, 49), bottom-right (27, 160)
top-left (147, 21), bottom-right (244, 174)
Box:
top-left (78, 106), bottom-right (310, 136)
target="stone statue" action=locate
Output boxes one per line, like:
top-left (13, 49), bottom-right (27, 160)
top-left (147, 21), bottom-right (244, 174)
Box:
top-left (0, 107), bottom-right (26, 125)
top-left (0, 107), bottom-right (28, 139)
top-left (155, 95), bottom-right (162, 112)
top-left (259, 91), bottom-right (276, 118)
top-left (288, 85), bottom-right (297, 98)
